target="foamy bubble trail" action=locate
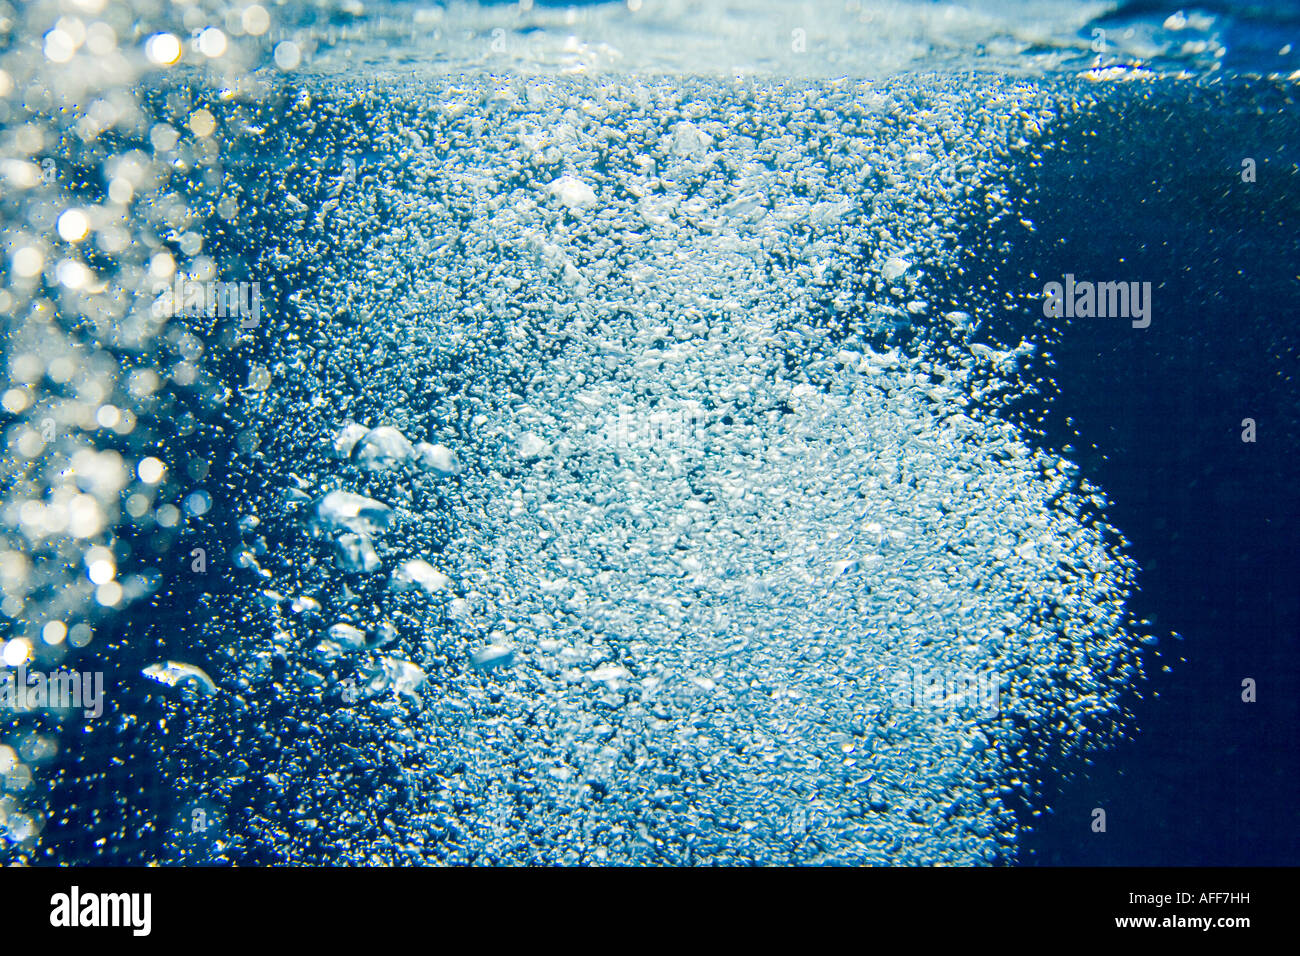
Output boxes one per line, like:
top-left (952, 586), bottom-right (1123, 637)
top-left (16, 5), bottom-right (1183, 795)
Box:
top-left (119, 73), bottom-right (1141, 865)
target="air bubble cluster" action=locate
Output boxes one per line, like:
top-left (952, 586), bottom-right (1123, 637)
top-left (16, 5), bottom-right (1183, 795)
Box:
top-left (1, 0), bottom-right (1194, 865)
top-left (151, 73), bottom-right (1145, 865)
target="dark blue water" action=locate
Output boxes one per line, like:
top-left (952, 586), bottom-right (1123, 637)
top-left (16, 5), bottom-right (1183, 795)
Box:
top-left (998, 83), bottom-right (1300, 865)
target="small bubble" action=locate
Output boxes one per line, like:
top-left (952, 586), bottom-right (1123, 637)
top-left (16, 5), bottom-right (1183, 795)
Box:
top-left (2, 638), bottom-right (31, 667)
top-left (274, 41), bottom-right (302, 71)
top-left (95, 581), bottom-right (122, 607)
top-left (188, 108), bottom-right (216, 138)
top-left (56, 209), bottom-right (89, 243)
top-left (138, 457), bottom-right (166, 484)
top-left (11, 247), bottom-right (44, 278)
top-left (196, 29), bottom-right (227, 59)
top-left (242, 5), bottom-right (271, 36)
top-left (145, 32), bottom-right (181, 67)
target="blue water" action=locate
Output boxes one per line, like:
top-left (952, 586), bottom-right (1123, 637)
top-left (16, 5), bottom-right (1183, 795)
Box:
top-left (3, 1), bottom-right (1298, 866)
top-left (1002, 86), bottom-right (1300, 864)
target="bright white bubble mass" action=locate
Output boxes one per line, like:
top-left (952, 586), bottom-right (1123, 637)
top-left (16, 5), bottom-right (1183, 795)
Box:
top-left (180, 73), bottom-right (1147, 865)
